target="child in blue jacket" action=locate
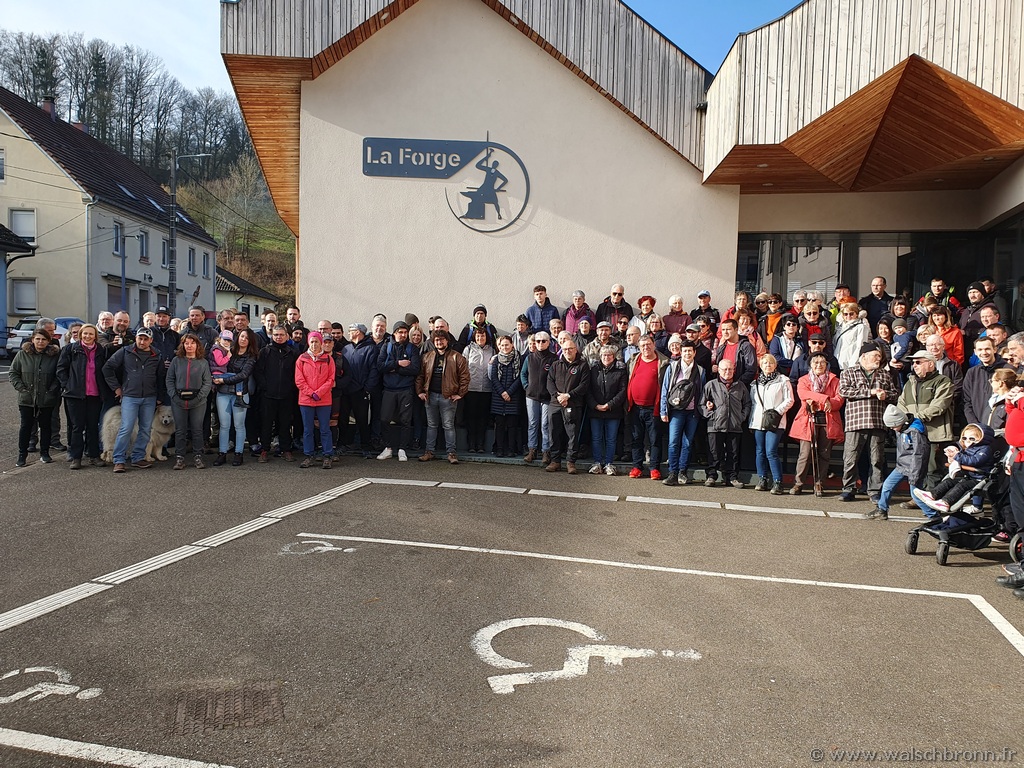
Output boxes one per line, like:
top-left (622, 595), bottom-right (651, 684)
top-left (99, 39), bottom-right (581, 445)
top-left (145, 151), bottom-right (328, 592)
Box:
top-left (872, 405), bottom-right (930, 520)
top-left (914, 423), bottom-right (996, 516)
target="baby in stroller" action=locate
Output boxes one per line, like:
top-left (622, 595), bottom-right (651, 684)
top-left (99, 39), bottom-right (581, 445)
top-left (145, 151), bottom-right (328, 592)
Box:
top-left (914, 423), bottom-right (996, 525)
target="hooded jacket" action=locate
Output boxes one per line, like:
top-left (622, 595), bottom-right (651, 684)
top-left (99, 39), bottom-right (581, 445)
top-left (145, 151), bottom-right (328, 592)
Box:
top-left (102, 343), bottom-right (166, 400)
top-left (295, 351), bottom-right (335, 407)
top-left (952, 423), bottom-right (996, 480)
top-left (10, 341), bottom-right (61, 408)
top-left (897, 370), bottom-right (954, 443)
top-left (149, 324), bottom-right (181, 363)
top-left (894, 418), bottom-right (929, 486)
top-left (256, 341), bottom-right (299, 400)
top-left (340, 335), bottom-right (380, 394)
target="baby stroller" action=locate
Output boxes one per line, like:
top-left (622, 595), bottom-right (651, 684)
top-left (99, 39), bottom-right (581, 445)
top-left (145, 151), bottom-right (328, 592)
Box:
top-left (904, 457), bottom-right (1002, 566)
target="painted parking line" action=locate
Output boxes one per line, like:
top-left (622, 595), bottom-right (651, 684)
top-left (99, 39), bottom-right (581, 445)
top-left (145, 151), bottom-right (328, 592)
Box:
top-left (724, 503), bottom-right (826, 517)
top-left (438, 482), bottom-right (527, 494)
top-left (528, 489), bottom-right (620, 502)
top-left (0, 584), bottom-right (114, 633)
top-left (624, 495), bottom-right (717, 509)
top-left (299, 532), bottom-right (1024, 659)
top-left (0, 726), bottom-right (233, 767)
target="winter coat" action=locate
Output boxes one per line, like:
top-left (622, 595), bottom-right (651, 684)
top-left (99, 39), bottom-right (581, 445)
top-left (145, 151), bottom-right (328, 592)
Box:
top-left (788, 352), bottom-right (840, 385)
top-left (98, 328), bottom-right (135, 349)
top-left (102, 343), bottom-right (166, 400)
top-left (959, 299), bottom-right (997, 347)
top-left (522, 349), bottom-right (558, 402)
top-left (340, 336), bottom-right (380, 394)
top-left (525, 298), bottom-right (561, 334)
top-left (183, 321), bottom-right (218, 352)
top-left (659, 358), bottom-right (706, 419)
top-left (838, 365), bottom-right (898, 432)
top-left (463, 342), bottom-right (495, 393)
top-left (963, 359), bottom-right (1010, 425)
top-left (456, 321), bottom-right (497, 352)
top-left (547, 354), bottom-right (591, 409)
top-left (295, 351), bottom-right (335, 407)
top-left (416, 348), bottom-right (470, 400)
top-left (583, 337), bottom-right (623, 367)
top-left (833, 315), bottom-right (872, 370)
top-left (377, 340), bottom-right (421, 391)
top-left (595, 297), bottom-right (634, 327)
top-left (952, 424), bottom-right (997, 480)
top-left (859, 292), bottom-right (893, 332)
top-left (749, 374), bottom-right (795, 432)
top-left (768, 334), bottom-right (803, 377)
top-left (797, 315), bottom-right (833, 351)
top-left (789, 372), bottom-right (845, 443)
top-left (165, 355), bottom-right (212, 410)
top-left (564, 303), bottom-right (596, 335)
top-left (56, 342), bottom-right (110, 401)
top-left (588, 360), bottom-right (628, 419)
top-left (213, 352), bottom-right (256, 395)
top-left (256, 341), bottom-right (299, 400)
top-left (894, 419), bottom-right (930, 487)
top-left (897, 371), bottom-right (955, 443)
top-left (937, 325), bottom-right (965, 365)
top-left (149, 324), bottom-right (181, 363)
top-left (663, 309), bottom-right (693, 336)
top-left (711, 337), bottom-right (757, 385)
top-left (10, 342), bottom-right (61, 408)
top-left (700, 378), bottom-right (751, 433)
top-left (935, 357), bottom-right (964, 403)
top-left (487, 354), bottom-right (522, 416)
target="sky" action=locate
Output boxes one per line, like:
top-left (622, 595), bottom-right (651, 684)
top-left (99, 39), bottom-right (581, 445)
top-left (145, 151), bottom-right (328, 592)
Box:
top-left (3, 0), bottom-right (801, 93)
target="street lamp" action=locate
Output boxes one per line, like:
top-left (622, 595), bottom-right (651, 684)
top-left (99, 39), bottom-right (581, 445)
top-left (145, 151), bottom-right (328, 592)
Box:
top-left (168, 150), bottom-right (211, 317)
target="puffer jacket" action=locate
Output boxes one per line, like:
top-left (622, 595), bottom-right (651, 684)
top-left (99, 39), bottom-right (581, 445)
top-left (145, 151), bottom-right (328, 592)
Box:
top-left (295, 351), bottom-right (335, 407)
top-left (256, 341), bottom-right (298, 400)
top-left (488, 353), bottom-right (522, 416)
top-left (894, 418), bottom-right (929, 486)
top-left (748, 374), bottom-right (795, 431)
top-left (588, 360), bottom-right (628, 419)
top-left (897, 370), bottom-right (955, 443)
top-left (952, 423), bottom-right (997, 480)
top-left (166, 355), bottom-right (212, 410)
top-left (700, 378), bottom-right (751, 433)
top-left (833, 315), bottom-right (872, 370)
top-left (213, 352), bottom-right (256, 395)
top-left (10, 341), bottom-right (61, 408)
top-left (463, 342), bottom-right (494, 393)
top-left (341, 336), bottom-right (380, 394)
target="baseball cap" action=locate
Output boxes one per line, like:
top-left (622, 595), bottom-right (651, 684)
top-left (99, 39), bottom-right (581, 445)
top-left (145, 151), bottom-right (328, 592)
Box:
top-left (596, 321), bottom-right (612, 329)
top-left (910, 350), bottom-right (937, 363)
top-left (809, 333), bottom-right (825, 342)
top-left (685, 323), bottom-right (699, 332)
top-left (697, 290), bottom-right (711, 298)
top-left (155, 306), bottom-right (170, 315)
top-left (135, 327), bottom-right (153, 338)
top-left (219, 330), bottom-right (234, 341)
top-left (348, 322), bottom-right (368, 335)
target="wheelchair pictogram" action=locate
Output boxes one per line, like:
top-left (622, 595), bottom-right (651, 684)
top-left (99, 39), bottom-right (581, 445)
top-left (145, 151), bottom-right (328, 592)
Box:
top-left (0, 667), bottom-right (103, 705)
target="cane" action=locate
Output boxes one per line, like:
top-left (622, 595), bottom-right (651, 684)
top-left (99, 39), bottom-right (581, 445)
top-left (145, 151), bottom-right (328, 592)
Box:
top-left (808, 402), bottom-right (820, 489)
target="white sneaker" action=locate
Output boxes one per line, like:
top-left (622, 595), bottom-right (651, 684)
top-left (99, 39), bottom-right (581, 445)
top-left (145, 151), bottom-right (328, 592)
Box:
top-left (604, 464), bottom-right (617, 476)
top-left (398, 449), bottom-right (408, 462)
top-left (589, 463), bottom-right (603, 475)
top-left (377, 447), bottom-right (393, 460)
top-left (961, 504), bottom-right (981, 515)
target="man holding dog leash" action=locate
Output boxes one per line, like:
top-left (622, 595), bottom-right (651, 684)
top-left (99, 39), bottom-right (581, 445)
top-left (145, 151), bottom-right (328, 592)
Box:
top-left (102, 327), bottom-right (166, 474)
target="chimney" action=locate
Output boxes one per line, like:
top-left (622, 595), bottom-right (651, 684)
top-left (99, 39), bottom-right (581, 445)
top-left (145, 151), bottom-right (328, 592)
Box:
top-left (72, 121), bottom-right (90, 135)
top-left (41, 95), bottom-right (56, 120)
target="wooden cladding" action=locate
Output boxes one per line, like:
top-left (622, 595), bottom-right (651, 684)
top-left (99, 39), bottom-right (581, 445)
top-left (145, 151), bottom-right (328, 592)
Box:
top-left (706, 56), bottom-right (1024, 194)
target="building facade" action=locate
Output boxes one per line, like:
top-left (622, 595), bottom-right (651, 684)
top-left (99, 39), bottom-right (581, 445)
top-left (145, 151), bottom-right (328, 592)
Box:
top-left (222, 0), bottom-right (1024, 326)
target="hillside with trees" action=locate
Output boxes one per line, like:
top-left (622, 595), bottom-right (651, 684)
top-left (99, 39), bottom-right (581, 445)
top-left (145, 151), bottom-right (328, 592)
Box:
top-left (0, 29), bottom-right (296, 305)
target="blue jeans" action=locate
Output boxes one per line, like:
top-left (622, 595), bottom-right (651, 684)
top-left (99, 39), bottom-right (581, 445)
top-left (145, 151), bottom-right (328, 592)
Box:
top-left (425, 392), bottom-right (458, 454)
top-left (666, 409), bottom-right (700, 473)
top-left (754, 428), bottom-right (784, 482)
top-left (590, 418), bottom-right (620, 465)
top-left (631, 406), bottom-right (661, 470)
top-left (216, 392), bottom-right (247, 453)
top-left (300, 404), bottom-right (333, 456)
top-left (878, 469), bottom-right (912, 513)
top-left (526, 397), bottom-right (551, 451)
top-left (113, 396), bottom-right (156, 464)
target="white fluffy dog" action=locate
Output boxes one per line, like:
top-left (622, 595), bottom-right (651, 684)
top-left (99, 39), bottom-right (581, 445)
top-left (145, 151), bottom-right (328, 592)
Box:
top-left (101, 404), bottom-right (176, 463)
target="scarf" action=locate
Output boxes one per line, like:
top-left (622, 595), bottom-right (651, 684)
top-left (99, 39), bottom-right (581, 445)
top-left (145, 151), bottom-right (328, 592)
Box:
top-left (756, 370), bottom-right (779, 386)
top-left (811, 371), bottom-right (829, 394)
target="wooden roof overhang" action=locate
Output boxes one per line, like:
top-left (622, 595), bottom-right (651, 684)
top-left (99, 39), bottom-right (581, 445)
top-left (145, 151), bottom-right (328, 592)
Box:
top-left (704, 55), bottom-right (1024, 195)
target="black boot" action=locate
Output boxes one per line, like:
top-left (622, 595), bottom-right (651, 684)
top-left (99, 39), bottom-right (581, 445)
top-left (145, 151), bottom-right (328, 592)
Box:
top-left (213, 452), bottom-right (227, 467)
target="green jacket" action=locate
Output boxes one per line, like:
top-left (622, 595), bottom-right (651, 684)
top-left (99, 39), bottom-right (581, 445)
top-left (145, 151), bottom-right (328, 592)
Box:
top-left (897, 371), bottom-right (954, 443)
top-left (9, 342), bottom-right (62, 409)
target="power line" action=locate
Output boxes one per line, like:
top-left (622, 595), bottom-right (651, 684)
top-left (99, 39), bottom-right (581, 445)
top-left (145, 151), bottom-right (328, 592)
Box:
top-left (177, 166), bottom-right (292, 241)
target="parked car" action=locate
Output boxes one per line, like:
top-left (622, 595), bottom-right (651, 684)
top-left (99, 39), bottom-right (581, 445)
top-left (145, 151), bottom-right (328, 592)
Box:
top-left (5, 316), bottom-right (84, 356)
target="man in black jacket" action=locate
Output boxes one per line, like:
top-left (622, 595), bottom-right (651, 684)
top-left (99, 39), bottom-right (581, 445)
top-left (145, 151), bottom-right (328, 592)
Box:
top-left (101, 327), bottom-right (166, 472)
top-left (339, 323), bottom-right (380, 457)
top-left (255, 325), bottom-right (299, 462)
top-left (149, 306), bottom-right (180, 367)
top-left (522, 331), bottom-right (558, 465)
top-left (546, 338), bottom-right (590, 474)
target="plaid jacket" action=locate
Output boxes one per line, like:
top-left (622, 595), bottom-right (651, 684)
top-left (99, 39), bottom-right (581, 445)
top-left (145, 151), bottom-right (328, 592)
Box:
top-left (838, 365), bottom-right (898, 432)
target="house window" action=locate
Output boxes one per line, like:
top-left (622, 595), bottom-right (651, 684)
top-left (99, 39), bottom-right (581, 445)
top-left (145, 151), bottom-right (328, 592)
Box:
top-left (11, 278), bottom-right (37, 313)
top-left (0, 148), bottom-right (5, 181)
top-left (112, 221), bottom-right (124, 256)
top-left (188, 247), bottom-right (196, 275)
top-left (10, 209), bottom-right (36, 244)
top-left (241, 303), bottom-right (251, 317)
top-left (138, 231), bottom-right (150, 263)
top-left (202, 251), bottom-right (210, 278)
top-left (157, 292), bottom-right (168, 307)
top-left (161, 239), bottom-right (168, 268)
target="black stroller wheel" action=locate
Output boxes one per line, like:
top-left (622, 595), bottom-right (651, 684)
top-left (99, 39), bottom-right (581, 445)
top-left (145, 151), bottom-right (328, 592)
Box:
top-left (935, 540), bottom-right (949, 566)
top-left (1011, 533), bottom-right (1024, 563)
top-left (904, 531), bottom-right (919, 555)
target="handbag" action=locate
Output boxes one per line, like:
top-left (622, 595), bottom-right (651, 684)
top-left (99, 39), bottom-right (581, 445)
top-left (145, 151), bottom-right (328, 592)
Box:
top-left (666, 361), bottom-right (698, 410)
top-left (755, 384), bottom-right (782, 430)
top-left (178, 390), bottom-right (197, 401)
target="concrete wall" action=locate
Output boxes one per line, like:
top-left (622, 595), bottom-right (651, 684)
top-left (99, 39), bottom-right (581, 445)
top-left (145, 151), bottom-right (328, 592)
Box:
top-left (298, 0), bottom-right (739, 331)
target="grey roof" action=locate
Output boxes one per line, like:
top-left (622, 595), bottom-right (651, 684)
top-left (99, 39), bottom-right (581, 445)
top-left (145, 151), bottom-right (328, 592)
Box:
top-left (216, 266), bottom-right (281, 303)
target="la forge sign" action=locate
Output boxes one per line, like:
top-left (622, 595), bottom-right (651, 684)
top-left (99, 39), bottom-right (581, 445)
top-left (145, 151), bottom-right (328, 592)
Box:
top-left (363, 136), bottom-right (530, 233)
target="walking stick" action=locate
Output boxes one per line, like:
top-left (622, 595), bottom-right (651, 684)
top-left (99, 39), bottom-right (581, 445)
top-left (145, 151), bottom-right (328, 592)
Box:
top-left (808, 402), bottom-right (820, 489)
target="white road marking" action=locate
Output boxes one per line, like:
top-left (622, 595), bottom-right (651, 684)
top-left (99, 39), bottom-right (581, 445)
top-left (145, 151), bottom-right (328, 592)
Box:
top-left (624, 495), bottom-right (716, 509)
top-left (363, 477), bottom-right (439, 487)
top-left (193, 518), bottom-right (280, 547)
top-left (0, 584), bottom-right (114, 633)
top-left (94, 546), bottom-right (208, 585)
top-left (528, 489), bottom-right (620, 502)
top-left (0, 667), bottom-right (102, 704)
top-left (438, 482), bottom-right (527, 494)
top-left (471, 618), bottom-right (606, 669)
top-left (724, 503), bottom-right (825, 517)
top-left (0, 727), bottom-right (234, 767)
top-left (301, 532), bottom-right (1024, 658)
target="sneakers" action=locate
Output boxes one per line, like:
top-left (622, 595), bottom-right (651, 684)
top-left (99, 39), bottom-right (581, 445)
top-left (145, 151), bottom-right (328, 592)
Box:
top-left (39, 453), bottom-right (53, 464)
top-left (300, 456), bottom-right (314, 468)
top-left (131, 459), bottom-right (153, 469)
top-left (650, 469), bottom-right (662, 481)
top-left (448, 453), bottom-right (459, 465)
top-left (914, 489), bottom-right (936, 505)
top-left (993, 531), bottom-right (1011, 543)
top-left (770, 482), bottom-right (783, 495)
top-left (419, 451), bottom-right (434, 462)
top-left (838, 491), bottom-right (857, 502)
top-left (377, 447), bottom-right (393, 460)
top-left (16, 455), bottom-right (27, 468)
top-left (790, 484), bottom-right (803, 496)
top-left (754, 477), bottom-right (770, 491)
top-left (628, 468), bottom-right (643, 479)
top-left (604, 464), bottom-right (617, 476)
top-left (961, 504), bottom-right (981, 515)
top-left (70, 458), bottom-right (82, 470)
top-left (193, 454), bottom-right (206, 469)
top-left (398, 450), bottom-right (408, 462)
top-left (661, 472), bottom-right (678, 486)
top-left (322, 457), bottom-right (332, 469)
top-left (730, 479), bottom-right (745, 489)
top-left (589, 463), bottom-right (603, 475)
top-left (704, 476), bottom-right (718, 487)
top-left (89, 457), bottom-right (107, 467)
top-left (864, 507), bottom-right (887, 520)
top-left (113, 463), bottom-right (126, 473)
top-left (174, 457), bottom-right (186, 470)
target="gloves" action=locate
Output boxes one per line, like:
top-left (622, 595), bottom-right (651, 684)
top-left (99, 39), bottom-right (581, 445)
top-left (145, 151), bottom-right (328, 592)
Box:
top-left (311, 392), bottom-right (320, 401)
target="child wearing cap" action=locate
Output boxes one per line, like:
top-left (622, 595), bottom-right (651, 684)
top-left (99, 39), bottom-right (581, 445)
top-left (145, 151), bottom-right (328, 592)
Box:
top-left (871, 405), bottom-right (930, 520)
top-left (888, 317), bottom-right (914, 386)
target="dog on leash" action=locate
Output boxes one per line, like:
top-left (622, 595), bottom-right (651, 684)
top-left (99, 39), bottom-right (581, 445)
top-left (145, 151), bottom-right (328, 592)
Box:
top-left (101, 405), bottom-right (176, 464)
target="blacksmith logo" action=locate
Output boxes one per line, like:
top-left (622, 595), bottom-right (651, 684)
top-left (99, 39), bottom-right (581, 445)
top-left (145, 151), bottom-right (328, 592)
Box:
top-left (363, 135), bottom-right (530, 233)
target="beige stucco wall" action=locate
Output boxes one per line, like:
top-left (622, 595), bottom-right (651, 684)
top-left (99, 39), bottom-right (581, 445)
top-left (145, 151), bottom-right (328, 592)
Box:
top-left (978, 155), bottom-right (1024, 229)
top-left (298, 0), bottom-right (740, 330)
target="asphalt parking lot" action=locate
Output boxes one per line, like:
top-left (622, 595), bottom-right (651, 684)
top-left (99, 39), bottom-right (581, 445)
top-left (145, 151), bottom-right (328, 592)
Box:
top-left (1, 384), bottom-right (1022, 768)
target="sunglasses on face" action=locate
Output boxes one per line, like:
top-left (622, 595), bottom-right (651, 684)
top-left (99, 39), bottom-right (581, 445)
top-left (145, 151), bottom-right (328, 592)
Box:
top-left (612, 292), bottom-right (623, 297)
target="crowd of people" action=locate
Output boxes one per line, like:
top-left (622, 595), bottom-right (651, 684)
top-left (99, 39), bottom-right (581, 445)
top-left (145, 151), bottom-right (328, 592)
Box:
top-left (11, 277), bottom-right (1024, 593)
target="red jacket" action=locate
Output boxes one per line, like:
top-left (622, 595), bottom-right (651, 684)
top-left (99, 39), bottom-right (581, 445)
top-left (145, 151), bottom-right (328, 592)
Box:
top-left (295, 351), bottom-right (335, 407)
top-left (789, 372), bottom-right (845, 443)
top-left (1006, 398), bottom-right (1024, 462)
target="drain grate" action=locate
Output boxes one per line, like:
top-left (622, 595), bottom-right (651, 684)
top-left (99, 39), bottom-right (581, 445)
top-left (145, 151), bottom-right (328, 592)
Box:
top-left (171, 681), bottom-right (285, 735)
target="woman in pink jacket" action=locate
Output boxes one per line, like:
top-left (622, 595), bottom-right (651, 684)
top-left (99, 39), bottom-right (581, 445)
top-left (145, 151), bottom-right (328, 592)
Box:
top-left (788, 353), bottom-right (845, 497)
top-left (294, 331), bottom-right (336, 469)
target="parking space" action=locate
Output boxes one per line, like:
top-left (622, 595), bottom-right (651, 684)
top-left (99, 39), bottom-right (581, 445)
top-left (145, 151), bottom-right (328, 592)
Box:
top-left (1, 473), bottom-right (1022, 767)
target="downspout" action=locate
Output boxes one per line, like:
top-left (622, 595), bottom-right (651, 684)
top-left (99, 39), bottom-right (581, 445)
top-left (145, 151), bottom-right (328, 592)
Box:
top-left (85, 196), bottom-right (98, 323)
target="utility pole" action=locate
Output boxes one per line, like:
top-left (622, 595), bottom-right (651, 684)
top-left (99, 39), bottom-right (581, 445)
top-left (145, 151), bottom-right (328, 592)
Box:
top-left (167, 149), bottom-right (211, 317)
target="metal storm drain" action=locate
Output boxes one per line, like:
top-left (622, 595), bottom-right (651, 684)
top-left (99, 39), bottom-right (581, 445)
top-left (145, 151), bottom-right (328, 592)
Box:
top-left (171, 681), bottom-right (284, 735)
